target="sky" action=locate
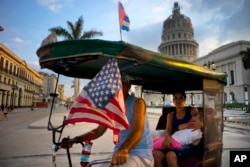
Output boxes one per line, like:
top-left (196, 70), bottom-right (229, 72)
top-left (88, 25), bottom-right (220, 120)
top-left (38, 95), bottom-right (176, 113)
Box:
top-left (1, 0), bottom-right (250, 98)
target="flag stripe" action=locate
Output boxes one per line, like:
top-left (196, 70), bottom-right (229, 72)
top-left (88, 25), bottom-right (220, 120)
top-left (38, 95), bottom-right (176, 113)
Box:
top-left (65, 108), bottom-right (127, 131)
top-left (64, 58), bottom-right (129, 143)
top-left (76, 93), bottom-right (92, 107)
top-left (69, 89), bottom-right (128, 128)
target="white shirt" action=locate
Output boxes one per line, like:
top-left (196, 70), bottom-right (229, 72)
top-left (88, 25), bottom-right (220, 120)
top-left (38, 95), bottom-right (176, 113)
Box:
top-left (172, 129), bottom-right (202, 145)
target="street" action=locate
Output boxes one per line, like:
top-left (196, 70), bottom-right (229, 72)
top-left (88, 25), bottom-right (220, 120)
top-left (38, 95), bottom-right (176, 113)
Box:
top-left (0, 107), bottom-right (250, 167)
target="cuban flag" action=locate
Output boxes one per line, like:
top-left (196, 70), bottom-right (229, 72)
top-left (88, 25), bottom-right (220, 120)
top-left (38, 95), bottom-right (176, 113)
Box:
top-left (118, 1), bottom-right (130, 31)
top-left (64, 58), bottom-right (129, 144)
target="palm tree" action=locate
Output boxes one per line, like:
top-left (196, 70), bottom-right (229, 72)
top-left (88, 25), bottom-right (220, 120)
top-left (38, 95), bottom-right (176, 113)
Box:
top-left (49, 15), bottom-right (103, 98)
top-left (239, 47), bottom-right (250, 70)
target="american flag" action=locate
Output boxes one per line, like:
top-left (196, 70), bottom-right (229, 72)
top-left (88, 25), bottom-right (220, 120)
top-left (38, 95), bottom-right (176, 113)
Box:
top-left (64, 58), bottom-right (129, 143)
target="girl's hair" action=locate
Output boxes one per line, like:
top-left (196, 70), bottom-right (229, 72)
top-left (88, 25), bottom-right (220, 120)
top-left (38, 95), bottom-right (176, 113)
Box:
top-left (172, 90), bottom-right (186, 99)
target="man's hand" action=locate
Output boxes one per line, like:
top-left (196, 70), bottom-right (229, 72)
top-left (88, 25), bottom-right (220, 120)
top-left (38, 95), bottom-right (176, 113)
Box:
top-left (110, 149), bottom-right (129, 166)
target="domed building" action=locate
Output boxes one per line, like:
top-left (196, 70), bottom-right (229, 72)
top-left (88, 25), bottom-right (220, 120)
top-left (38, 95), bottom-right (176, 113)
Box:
top-left (158, 2), bottom-right (198, 62)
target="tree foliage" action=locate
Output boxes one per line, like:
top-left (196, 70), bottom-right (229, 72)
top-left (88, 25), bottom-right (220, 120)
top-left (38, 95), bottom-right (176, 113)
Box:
top-left (239, 47), bottom-right (250, 70)
top-left (49, 15), bottom-right (103, 40)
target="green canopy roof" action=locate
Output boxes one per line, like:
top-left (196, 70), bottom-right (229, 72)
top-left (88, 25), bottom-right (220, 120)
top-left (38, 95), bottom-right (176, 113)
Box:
top-left (37, 39), bottom-right (227, 93)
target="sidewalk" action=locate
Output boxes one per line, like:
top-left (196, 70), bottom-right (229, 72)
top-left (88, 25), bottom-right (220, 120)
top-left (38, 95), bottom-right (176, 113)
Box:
top-left (24, 107), bottom-right (250, 131)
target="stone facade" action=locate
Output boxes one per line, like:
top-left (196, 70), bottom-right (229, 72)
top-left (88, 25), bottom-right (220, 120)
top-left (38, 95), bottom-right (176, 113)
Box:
top-left (0, 43), bottom-right (67, 108)
top-left (194, 41), bottom-right (250, 105)
top-left (0, 43), bottom-right (43, 108)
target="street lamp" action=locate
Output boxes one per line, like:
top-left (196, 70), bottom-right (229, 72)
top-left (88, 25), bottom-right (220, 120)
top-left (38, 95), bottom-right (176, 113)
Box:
top-left (244, 84), bottom-right (249, 105)
top-left (31, 90), bottom-right (35, 110)
top-left (191, 92), bottom-right (194, 106)
top-left (11, 85), bottom-right (18, 110)
top-left (204, 60), bottom-right (216, 70)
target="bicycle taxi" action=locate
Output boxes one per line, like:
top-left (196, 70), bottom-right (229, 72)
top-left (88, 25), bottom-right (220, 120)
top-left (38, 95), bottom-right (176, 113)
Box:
top-left (36, 39), bottom-right (227, 167)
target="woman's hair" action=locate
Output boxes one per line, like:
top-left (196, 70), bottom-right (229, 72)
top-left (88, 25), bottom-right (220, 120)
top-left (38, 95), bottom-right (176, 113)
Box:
top-left (172, 90), bottom-right (186, 99)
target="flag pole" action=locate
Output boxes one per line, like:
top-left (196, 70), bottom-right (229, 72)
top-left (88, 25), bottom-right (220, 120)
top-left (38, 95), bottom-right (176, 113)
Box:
top-left (118, 1), bottom-right (122, 41)
top-left (120, 28), bottom-right (122, 41)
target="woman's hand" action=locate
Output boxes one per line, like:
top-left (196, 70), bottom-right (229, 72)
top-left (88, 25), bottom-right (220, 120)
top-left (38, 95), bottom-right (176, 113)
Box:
top-left (187, 119), bottom-right (203, 130)
top-left (163, 135), bottom-right (171, 149)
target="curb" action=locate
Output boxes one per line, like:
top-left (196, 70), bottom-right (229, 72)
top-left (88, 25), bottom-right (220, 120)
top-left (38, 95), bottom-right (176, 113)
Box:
top-left (224, 123), bottom-right (250, 132)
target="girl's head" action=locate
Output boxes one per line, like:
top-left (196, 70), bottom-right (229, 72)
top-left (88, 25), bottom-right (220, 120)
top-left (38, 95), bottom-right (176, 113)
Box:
top-left (172, 90), bottom-right (186, 107)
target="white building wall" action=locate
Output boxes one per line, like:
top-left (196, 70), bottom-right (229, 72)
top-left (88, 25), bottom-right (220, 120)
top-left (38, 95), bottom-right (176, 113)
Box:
top-left (194, 40), bottom-right (250, 104)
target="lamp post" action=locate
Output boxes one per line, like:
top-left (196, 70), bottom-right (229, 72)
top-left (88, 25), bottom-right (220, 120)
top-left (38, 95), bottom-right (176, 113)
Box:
top-left (191, 92), bottom-right (194, 106)
top-left (244, 84), bottom-right (249, 105)
top-left (31, 90), bottom-right (35, 110)
top-left (204, 60), bottom-right (216, 70)
top-left (11, 85), bottom-right (18, 110)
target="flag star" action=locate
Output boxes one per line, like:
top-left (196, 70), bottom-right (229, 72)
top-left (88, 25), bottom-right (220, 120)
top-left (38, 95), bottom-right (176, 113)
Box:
top-left (111, 89), bottom-right (116, 94)
top-left (94, 98), bottom-right (98, 102)
top-left (99, 97), bottom-right (103, 102)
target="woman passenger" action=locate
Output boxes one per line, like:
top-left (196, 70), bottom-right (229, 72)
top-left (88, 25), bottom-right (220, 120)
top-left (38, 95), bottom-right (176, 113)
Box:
top-left (153, 90), bottom-right (203, 167)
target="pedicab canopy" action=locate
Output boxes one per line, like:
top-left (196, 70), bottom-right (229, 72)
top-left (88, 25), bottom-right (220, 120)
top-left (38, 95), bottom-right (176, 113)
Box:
top-left (36, 39), bottom-right (227, 93)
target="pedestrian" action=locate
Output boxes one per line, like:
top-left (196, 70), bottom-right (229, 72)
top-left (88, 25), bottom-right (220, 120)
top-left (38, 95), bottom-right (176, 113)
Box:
top-left (1, 104), bottom-right (4, 112)
top-left (1, 105), bottom-right (8, 121)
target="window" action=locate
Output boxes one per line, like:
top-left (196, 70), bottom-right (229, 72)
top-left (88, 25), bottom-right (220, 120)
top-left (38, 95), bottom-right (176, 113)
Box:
top-left (223, 72), bottom-right (228, 85)
top-left (0, 57), bottom-right (4, 68)
top-left (224, 93), bottom-right (227, 103)
top-left (230, 70), bottom-right (234, 85)
top-left (230, 92), bottom-right (235, 103)
top-left (228, 63), bottom-right (235, 85)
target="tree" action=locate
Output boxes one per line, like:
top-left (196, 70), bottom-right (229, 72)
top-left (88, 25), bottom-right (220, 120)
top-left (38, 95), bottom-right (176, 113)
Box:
top-left (49, 15), bottom-right (103, 98)
top-left (49, 15), bottom-right (103, 40)
top-left (239, 47), bottom-right (250, 70)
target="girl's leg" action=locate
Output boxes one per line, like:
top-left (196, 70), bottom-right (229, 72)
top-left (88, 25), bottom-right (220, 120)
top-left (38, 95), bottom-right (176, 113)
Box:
top-left (153, 150), bottom-right (165, 167)
top-left (166, 151), bottom-right (178, 167)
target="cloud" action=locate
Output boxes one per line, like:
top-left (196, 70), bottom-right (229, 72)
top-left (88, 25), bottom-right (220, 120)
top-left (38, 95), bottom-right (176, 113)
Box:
top-left (13, 37), bottom-right (26, 43)
top-left (198, 38), bottom-right (220, 57)
top-left (37, 0), bottom-right (64, 13)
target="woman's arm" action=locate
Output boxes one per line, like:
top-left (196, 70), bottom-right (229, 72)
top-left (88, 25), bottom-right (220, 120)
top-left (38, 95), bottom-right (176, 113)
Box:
top-left (163, 112), bottom-right (173, 149)
top-left (178, 107), bottom-right (203, 130)
top-left (165, 112), bottom-right (173, 136)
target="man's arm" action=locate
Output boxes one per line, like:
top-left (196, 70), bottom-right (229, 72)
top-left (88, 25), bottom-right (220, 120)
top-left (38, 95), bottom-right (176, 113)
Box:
top-left (111, 98), bottom-right (146, 165)
top-left (74, 125), bottom-right (107, 142)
